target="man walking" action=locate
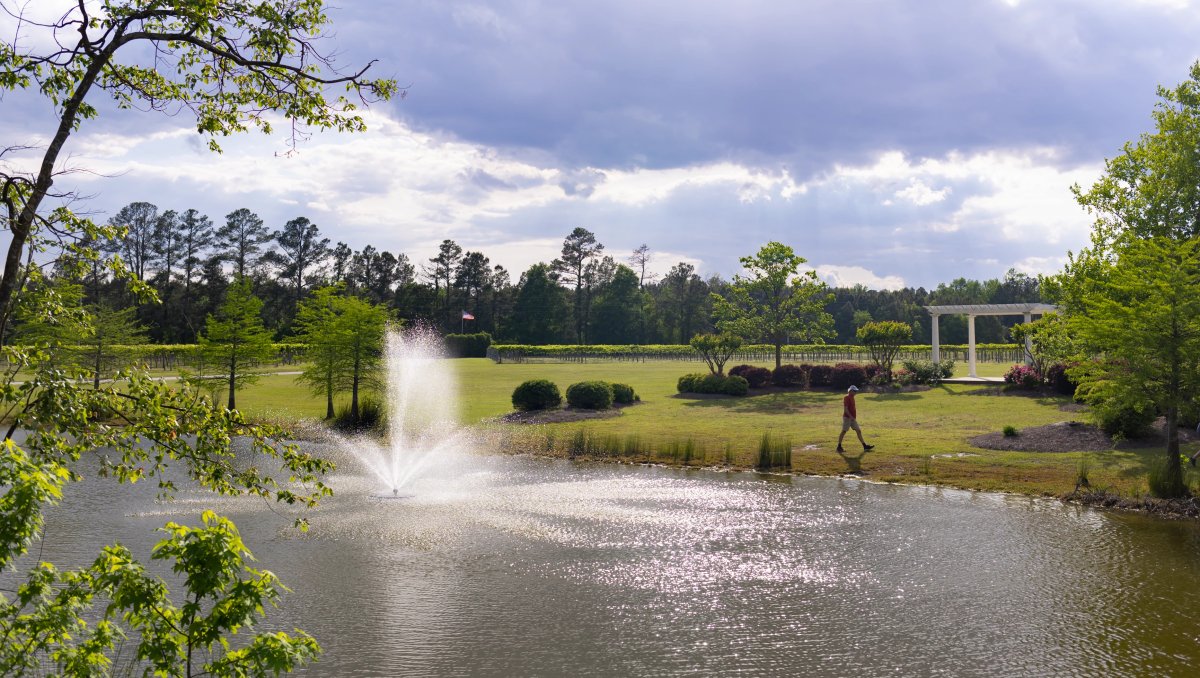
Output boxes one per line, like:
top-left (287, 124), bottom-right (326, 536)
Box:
top-left (837, 385), bottom-right (874, 453)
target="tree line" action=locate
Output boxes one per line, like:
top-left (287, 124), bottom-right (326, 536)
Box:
top-left (54, 207), bottom-right (1044, 347)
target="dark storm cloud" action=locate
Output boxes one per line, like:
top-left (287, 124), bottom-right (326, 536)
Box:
top-left (338, 0), bottom-right (1200, 176)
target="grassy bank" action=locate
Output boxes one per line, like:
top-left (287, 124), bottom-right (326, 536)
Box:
top-left (232, 358), bottom-right (1200, 500)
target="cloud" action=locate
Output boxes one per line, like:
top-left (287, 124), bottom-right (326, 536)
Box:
top-left (815, 265), bottom-right (906, 291)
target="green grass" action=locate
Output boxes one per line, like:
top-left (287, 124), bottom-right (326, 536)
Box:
top-left (228, 358), bottom-right (1196, 498)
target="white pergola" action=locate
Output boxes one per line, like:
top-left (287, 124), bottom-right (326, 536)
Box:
top-left (925, 303), bottom-right (1059, 378)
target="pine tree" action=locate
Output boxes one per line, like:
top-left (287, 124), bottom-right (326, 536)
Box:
top-left (200, 277), bottom-right (275, 410)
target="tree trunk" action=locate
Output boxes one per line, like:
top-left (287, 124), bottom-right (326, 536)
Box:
top-left (228, 353), bottom-right (237, 410)
top-left (350, 354), bottom-right (361, 422)
top-left (1165, 405), bottom-right (1185, 497)
top-left (775, 342), bottom-right (782, 369)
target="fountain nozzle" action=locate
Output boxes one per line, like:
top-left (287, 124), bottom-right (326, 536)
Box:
top-left (392, 487), bottom-right (398, 497)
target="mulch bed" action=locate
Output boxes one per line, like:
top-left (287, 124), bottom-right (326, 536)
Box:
top-left (971, 417), bottom-right (1200, 453)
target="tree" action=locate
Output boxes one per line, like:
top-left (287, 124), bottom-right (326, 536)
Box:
top-left (333, 295), bottom-right (388, 423)
top-left (293, 286), bottom-right (348, 419)
top-left (331, 242), bottom-right (354, 285)
top-left (201, 277), bottom-right (275, 410)
top-left (271, 216), bottom-right (331, 312)
top-left (217, 208), bottom-right (274, 280)
top-left (179, 208), bottom-right (215, 340)
top-left (511, 263), bottom-right (569, 344)
top-left (658, 262), bottom-right (708, 342)
top-left (107, 202), bottom-right (158, 282)
top-left (690, 333), bottom-right (743, 375)
top-left (76, 302), bottom-right (148, 389)
top-left (552, 227), bottom-right (604, 343)
top-left (1060, 63), bottom-right (1200, 497)
top-left (428, 239), bottom-right (463, 327)
top-left (857, 320), bottom-right (912, 379)
top-left (590, 265), bottom-right (643, 343)
top-left (1009, 312), bottom-right (1073, 383)
top-left (713, 241), bottom-right (834, 368)
top-left (454, 251), bottom-right (491, 318)
top-left (629, 243), bottom-right (657, 288)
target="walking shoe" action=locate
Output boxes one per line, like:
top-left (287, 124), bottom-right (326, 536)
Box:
top-left (836, 446), bottom-right (845, 452)
top-left (863, 444), bottom-right (875, 451)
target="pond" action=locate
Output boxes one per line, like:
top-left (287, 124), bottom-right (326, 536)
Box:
top-left (27, 447), bottom-right (1200, 677)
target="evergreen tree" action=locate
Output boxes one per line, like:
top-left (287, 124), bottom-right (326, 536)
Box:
top-left (552, 227), bottom-right (604, 343)
top-left (179, 209), bottom-right (215, 341)
top-left (589, 265), bottom-right (643, 343)
top-left (216, 208), bottom-right (273, 279)
top-left (511, 263), bottom-right (569, 343)
top-left (293, 286), bottom-right (347, 419)
top-left (108, 201), bottom-right (158, 281)
top-left (271, 216), bottom-right (331, 314)
top-left (333, 295), bottom-right (388, 423)
top-left (200, 277), bottom-right (275, 410)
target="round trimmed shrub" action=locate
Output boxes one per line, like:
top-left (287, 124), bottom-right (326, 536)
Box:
top-left (1095, 402), bottom-right (1156, 438)
top-left (566, 380), bottom-right (614, 409)
top-left (807, 364), bottom-right (832, 387)
top-left (773, 364), bottom-right (806, 387)
top-left (721, 375), bottom-right (749, 396)
top-left (1045, 363), bottom-right (1077, 396)
top-left (512, 379), bottom-right (562, 411)
top-left (611, 382), bottom-right (637, 404)
top-left (678, 373), bottom-right (706, 393)
top-left (829, 362), bottom-right (868, 390)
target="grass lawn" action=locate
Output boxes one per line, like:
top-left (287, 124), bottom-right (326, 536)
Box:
top-left (233, 358), bottom-right (1199, 499)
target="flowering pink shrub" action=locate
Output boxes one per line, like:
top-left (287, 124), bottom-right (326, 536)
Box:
top-left (1004, 364), bottom-right (1042, 389)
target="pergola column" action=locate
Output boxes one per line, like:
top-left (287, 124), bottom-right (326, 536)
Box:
top-left (968, 314), bottom-right (977, 378)
top-left (1023, 312), bottom-right (1033, 365)
top-left (931, 313), bottom-right (941, 363)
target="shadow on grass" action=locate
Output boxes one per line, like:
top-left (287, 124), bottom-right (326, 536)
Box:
top-left (676, 391), bottom-right (834, 414)
top-left (837, 447), bottom-right (871, 474)
top-left (868, 392), bottom-right (922, 401)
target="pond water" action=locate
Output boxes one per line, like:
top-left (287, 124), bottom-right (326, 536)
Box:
top-left (26, 447), bottom-right (1200, 677)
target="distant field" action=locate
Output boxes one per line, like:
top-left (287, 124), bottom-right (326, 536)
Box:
top-left (233, 358), bottom-right (1196, 499)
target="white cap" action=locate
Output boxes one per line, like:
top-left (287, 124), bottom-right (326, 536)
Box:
top-left (847, 385), bottom-right (859, 392)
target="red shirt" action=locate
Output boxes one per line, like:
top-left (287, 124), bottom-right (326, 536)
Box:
top-left (843, 393), bottom-right (857, 419)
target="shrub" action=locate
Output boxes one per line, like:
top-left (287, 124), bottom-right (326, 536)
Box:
top-left (1002, 425), bottom-right (1018, 437)
top-left (1045, 362), bottom-right (1077, 396)
top-left (730, 364), bottom-right (771, 388)
top-left (611, 382), bottom-right (637, 404)
top-left (901, 359), bottom-right (952, 385)
top-left (679, 373), bottom-right (748, 396)
top-left (772, 363), bottom-right (806, 387)
top-left (512, 379), bottom-right (562, 411)
top-left (444, 332), bottom-right (492, 358)
top-left (677, 373), bottom-right (705, 393)
top-left (333, 397), bottom-right (386, 432)
top-left (829, 362), bottom-right (868, 390)
top-left (1094, 402), bottom-right (1156, 439)
top-left (567, 380), bottom-right (615, 409)
top-left (719, 375), bottom-right (749, 396)
top-left (1004, 364), bottom-right (1042, 389)
top-left (863, 364), bottom-right (884, 382)
top-left (807, 364), bottom-right (832, 387)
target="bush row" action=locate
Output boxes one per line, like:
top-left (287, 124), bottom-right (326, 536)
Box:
top-left (511, 379), bottom-right (638, 411)
top-left (1003, 362), bottom-right (1078, 396)
top-left (676, 373), bottom-right (750, 396)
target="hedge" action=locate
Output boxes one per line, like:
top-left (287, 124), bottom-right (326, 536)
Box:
top-left (487, 343), bottom-right (1023, 364)
top-left (444, 332), bottom-right (492, 358)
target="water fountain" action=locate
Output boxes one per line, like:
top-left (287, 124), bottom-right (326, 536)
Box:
top-left (336, 327), bottom-right (465, 498)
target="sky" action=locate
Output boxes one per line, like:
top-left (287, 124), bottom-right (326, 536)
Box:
top-left (3, 0), bottom-right (1200, 289)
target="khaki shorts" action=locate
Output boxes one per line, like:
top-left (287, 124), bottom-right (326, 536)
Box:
top-left (841, 416), bottom-right (861, 433)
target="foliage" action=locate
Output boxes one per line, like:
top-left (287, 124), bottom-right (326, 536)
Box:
top-left (856, 320), bottom-right (912, 378)
top-left (566, 381), bottom-right (615, 409)
top-left (511, 379), bottom-right (563, 411)
top-left (1009, 313), bottom-right (1073, 385)
top-left (1063, 237), bottom-right (1200, 496)
top-left (898, 359), bottom-right (954, 385)
top-left (756, 433), bottom-right (793, 469)
top-left (689, 333), bottom-right (743, 375)
top-left (807, 364), bottom-right (832, 387)
top-left (1090, 398), bottom-right (1157, 440)
top-left (610, 382), bottom-right (638, 404)
top-left (1004, 364), bottom-right (1043, 390)
top-left (0, 1), bottom-right (394, 670)
top-left (729, 364), bottom-right (772, 388)
top-left (676, 373), bottom-right (749, 396)
top-left (712, 241), bottom-right (834, 368)
top-left (331, 296), bottom-right (389, 425)
top-left (1003, 425), bottom-right (1019, 437)
top-left (444, 332), bottom-right (493, 358)
top-left (334, 397), bottom-right (386, 433)
top-left (829, 363), bottom-right (868, 390)
top-left (201, 277), bottom-right (275, 410)
top-left (1045, 362), bottom-right (1078, 397)
top-left (772, 363), bottom-right (807, 387)
top-left (510, 263), bottom-right (569, 344)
